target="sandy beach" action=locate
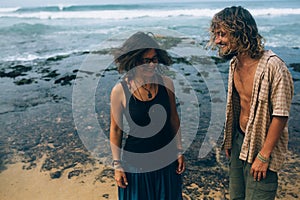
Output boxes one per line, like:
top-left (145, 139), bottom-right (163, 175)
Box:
top-left (0, 150), bottom-right (299, 200)
top-left (0, 159), bottom-right (117, 200)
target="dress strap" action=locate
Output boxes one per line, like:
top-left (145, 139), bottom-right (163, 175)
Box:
top-left (156, 74), bottom-right (164, 85)
top-left (120, 80), bottom-right (131, 106)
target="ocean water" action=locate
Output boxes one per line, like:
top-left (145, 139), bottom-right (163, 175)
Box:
top-left (0, 0), bottom-right (300, 64)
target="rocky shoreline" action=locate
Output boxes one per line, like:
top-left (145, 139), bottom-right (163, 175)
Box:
top-left (0, 37), bottom-right (299, 199)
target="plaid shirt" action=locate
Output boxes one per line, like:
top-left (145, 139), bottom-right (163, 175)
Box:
top-left (223, 50), bottom-right (294, 172)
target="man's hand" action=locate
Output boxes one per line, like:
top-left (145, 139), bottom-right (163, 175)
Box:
top-left (225, 149), bottom-right (231, 158)
top-left (250, 157), bottom-right (269, 181)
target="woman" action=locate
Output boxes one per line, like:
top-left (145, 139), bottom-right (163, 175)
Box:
top-left (109, 31), bottom-right (185, 200)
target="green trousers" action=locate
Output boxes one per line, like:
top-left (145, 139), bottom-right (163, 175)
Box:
top-left (229, 128), bottom-right (278, 200)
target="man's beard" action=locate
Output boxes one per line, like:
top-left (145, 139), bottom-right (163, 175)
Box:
top-left (218, 49), bottom-right (238, 60)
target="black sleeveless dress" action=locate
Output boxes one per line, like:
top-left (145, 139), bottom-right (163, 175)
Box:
top-left (118, 75), bottom-right (183, 200)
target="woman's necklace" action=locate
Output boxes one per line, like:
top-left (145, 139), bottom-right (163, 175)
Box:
top-left (134, 80), bottom-right (154, 99)
top-left (133, 80), bottom-right (145, 101)
top-left (141, 84), bottom-right (152, 99)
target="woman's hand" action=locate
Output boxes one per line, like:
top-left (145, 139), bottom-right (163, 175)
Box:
top-left (114, 168), bottom-right (128, 188)
top-left (176, 155), bottom-right (186, 174)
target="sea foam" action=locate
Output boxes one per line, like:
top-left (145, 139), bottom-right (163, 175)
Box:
top-left (1, 7), bottom-right (300, 20)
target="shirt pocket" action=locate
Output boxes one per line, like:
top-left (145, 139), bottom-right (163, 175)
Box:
top-left (257, 77), bottom-right (269, 103)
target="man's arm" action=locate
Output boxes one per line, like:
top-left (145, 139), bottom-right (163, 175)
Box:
top-left (250, 116), bottom-right (288, 181)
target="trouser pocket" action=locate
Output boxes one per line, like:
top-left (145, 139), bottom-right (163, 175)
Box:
top-left (246, 168), bottom-right (278, 200)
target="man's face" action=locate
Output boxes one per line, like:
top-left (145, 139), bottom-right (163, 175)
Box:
top-left (214, 28), bottom-right (237, 60)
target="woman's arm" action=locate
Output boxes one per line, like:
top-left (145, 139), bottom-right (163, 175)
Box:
top-left (110, 83), bottom-right (124, 160)
top-left (109, 83), bottom-right (128, 188)
top-left (163, 76), bottom-right (185, 174)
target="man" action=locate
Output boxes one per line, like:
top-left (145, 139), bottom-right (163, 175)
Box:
top-left (208, 6), bottom-right (294, 200)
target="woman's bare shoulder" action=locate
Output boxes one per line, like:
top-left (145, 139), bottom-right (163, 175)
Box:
top-left (161, 75), bottom-right (174, 89)
top-left (111, 82), bottom-right (124, 97)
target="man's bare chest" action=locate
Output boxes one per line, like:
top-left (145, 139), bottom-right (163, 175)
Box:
top-left (233, 66), bottom-right (257, 100)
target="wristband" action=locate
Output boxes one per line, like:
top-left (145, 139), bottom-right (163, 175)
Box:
top-left (112, 160), bottom-right (122, 168)
top-left (257, 152), bottom-right (269, 163)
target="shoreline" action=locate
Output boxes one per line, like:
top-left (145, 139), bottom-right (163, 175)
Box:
top-left (0, 37), bottom-right (299, 199)
top-left (0, 150), bottom-right (299, 200)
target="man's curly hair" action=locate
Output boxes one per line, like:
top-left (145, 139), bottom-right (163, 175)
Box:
top-left (208, 6), bottom-right (265, 59)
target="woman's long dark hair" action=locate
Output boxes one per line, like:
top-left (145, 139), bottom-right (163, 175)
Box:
top-left (113, 31), bottom-right (172, 74)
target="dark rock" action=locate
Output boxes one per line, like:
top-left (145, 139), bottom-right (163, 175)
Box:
top-left (95, 168), bottom-right (114, 183)
top-left (290, 63), bottom-right (300, 72)
top-left (14, 78), bottom-right (35, 85)
top-left (0, 65), bottom-right (32, 78)
top-left (54, 74), bottom-right (77, 85)
top-left (210, 56), bottom-right (227, 64)
top-left (172, 56), bottom-right (191, 65)
top-left (68, 169), bottom-right (83, 179)
top-left (42, 70), bottom-right (60, 78)
top-left (50, 170), bottom-right (62, 179)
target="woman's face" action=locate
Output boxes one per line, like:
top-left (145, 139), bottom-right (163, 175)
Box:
top-left (135, 48), bottom-right (158, 79)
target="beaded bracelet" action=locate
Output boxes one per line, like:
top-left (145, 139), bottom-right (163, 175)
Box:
top-left (257, 152), bottom-right (269, 163)
top-left (112, 160), bottom-right (122, 169)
